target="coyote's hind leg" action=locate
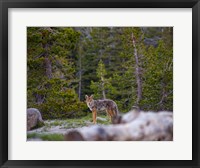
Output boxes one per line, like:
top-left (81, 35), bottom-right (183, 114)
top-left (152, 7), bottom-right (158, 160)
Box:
top-left (106, 109), bottom-right (112, 122)
top-left (107, 110), bottom-right (113, 122)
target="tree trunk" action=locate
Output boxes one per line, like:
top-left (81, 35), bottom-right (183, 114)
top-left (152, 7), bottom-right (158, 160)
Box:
top-left (35, 28), bottom-right (52, 104)
top-left (35, 94), bottom-right (45, 104)
top-left (132, 33), bottom-right (142, 106)
top-left (44, 57), bottom-right (52, 79)
top-left (101, 76), bottom-right (106, 99)
top-left (78, 47), bottom-right (82, 101)
top-left (43, 32), bottom-right (52, 79)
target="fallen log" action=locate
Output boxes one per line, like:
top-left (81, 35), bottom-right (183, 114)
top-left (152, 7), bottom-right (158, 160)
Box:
top-left (64, 110), bottom-right (173, 141)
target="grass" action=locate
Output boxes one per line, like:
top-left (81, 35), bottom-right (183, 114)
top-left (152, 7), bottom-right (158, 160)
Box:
top-left (27, 132), bottom-right (64, 141)
top-left (27, 113), bottom-right (111, 141)
top-left (46, 113), bottom-right (110, 128)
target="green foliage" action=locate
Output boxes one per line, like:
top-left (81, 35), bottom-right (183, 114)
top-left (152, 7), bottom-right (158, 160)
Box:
top-left (90, 60), bottom-right (115, 99)
top-left (28, 27), bottom-right (173, 120)
top-left (27, 27), bottom-right (87, 119)
top-left (141, 39), bottom-right (173, 111)
top-left (84, 27), bottom-right (173, 112)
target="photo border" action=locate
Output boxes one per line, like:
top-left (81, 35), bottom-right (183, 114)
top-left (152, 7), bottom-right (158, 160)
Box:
top-left (0, 0), bottom-right (199, 167)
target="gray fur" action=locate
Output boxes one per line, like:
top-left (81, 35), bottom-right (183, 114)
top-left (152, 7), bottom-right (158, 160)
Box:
top-left (88, 99), bottom-right (119, 115)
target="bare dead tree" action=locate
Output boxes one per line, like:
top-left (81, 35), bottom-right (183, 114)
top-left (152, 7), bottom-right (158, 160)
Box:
top-left (131, 33), bottom-right (142, 106)
top-left (78, 46), bottom-right (83, 101)
top-left (101, 76), bottom-right (106, 99)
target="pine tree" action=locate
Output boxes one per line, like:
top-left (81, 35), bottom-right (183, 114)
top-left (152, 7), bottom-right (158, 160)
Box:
top-left (140, 28), bottom-right (173, 111)
top-left (90, 59), bottom-right (115, 99)
top-left (28, 27), bottom-right (173, 119)
top-left (27, 27), bottom-right (87, 119)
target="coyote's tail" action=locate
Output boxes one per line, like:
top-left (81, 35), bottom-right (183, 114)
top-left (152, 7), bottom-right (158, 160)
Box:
top-left (114, 105), bottom-right (119, 116)
top-left (112, 105), bottom-right (121, 124)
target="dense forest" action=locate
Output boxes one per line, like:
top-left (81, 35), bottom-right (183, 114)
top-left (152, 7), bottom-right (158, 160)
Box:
top-left (27, 27), bottom-right (173, 120)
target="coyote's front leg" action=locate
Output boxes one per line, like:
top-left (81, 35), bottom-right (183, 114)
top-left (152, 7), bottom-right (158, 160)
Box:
top-left (92, 108), bottom-right (97, 124)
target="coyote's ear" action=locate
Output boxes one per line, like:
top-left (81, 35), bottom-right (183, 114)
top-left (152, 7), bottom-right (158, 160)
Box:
top-left (85, 95), bottom-right (88, 99)
top-left (90, 95), bottom-right (94, 99)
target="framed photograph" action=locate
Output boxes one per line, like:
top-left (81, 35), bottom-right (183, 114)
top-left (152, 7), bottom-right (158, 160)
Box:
top-left (0, 0), bottom-right (199, 167)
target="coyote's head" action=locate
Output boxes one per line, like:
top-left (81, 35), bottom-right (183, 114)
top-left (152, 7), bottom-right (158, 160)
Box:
top-left (85, 95), bottom-right (94, 111)
top-left (85, 95), bottom-right (94, 102)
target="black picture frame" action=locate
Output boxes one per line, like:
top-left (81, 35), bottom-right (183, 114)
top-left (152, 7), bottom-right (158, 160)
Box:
top-left (0, 0), bottom-right (199, 167)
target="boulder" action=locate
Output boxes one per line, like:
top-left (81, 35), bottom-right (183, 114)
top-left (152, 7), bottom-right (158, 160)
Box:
top-left (27, 108), bottom-right (44, 131)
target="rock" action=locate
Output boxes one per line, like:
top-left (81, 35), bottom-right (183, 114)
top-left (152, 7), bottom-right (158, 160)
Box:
top-left (27, 108), bottom-right (44, 131)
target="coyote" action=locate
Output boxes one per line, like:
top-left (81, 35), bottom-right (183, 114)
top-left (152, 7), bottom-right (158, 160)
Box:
top-left (85, 95), bottom-right (119, 124)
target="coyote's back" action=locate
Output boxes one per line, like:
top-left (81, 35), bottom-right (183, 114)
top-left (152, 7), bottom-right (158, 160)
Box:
top-left (93, 99), bottom-right (119, 115)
